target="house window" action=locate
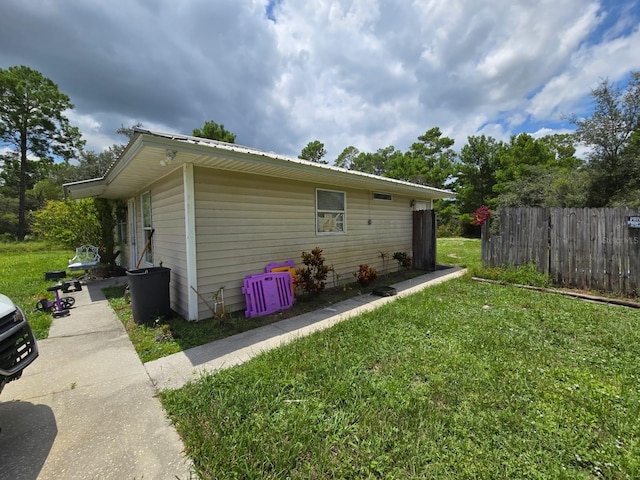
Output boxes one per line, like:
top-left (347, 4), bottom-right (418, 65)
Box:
top-left (117, 220), bottom-right (128, 245)
top-left (316, 189), bottom-right (346, 234)
top-left (141, 191), bottom-right (153, 264)
top-left (373, 192), bottom-right (393, 201)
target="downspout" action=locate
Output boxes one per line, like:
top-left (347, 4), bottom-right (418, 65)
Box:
top-left (183, 163), bottom-right (199, 320)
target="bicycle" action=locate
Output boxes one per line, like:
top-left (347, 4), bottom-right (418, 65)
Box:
top-left (35, 284), bottom-right (75, 317)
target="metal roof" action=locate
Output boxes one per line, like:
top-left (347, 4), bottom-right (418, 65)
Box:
top-left (64, 128), bottom-right (456, 201)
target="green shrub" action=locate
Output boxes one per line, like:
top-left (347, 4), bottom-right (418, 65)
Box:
top-left (296, 247), bottom-right (330, 294)
top-left (392, 251), bottom-right (412, 269)
top-left (31, 199), bottom-right (100, 248)
top-left (354, 264), bottom-right (378, 286)
top-left (437, 220), bottom-right (462, 237)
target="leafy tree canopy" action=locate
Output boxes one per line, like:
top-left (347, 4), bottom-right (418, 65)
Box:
top-left (386, 127), bottom-right (456, 187)
top-left (0, 65), bottom-right (84, 240)
top-left (569, 71), bottom-right (640, 206)
top-left (335, 146), bottom-right (360, 169)
top-left (299, 140), bottom-right (328, 164)
top-left (32, 198), bottom-right (100, 248)
top-left (454, 135), bottom-right (506, 214)
top-left (193, 120), bottom-right (236, 143)
top-left (335, 145), bottom-right (401, 176)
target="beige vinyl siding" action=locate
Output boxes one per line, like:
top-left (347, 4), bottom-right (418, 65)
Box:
top-left (133, 170), bottom-right (189, 319)
top-left (194, 167), bottom-right (414, 317)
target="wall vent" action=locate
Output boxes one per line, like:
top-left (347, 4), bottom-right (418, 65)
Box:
top-left (373, 192), bottom-right (392, 201)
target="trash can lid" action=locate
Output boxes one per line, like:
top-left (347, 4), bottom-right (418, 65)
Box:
top-left (126, 267), bottom-right (171, 276)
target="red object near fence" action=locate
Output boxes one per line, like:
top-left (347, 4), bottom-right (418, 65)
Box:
top-left (473, 205), bottom-right (491, 226)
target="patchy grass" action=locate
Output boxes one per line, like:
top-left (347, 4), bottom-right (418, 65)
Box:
top-left (104, 285), bottom-right (281, 363)
top-left (160, 277), bottom-right (640, 479)
top-left (437, 238), bottom-right (554, 288)
top-left (473, 262), bottom-right (553, 288)
top-left (0, 241), bottom-right (71, 339)
top-left (437, 237), bottom-right (481, 270)
top-left (104, 267), bottom-right (431, 363)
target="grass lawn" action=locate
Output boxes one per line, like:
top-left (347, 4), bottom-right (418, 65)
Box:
top-left (436, 236), bottom-right (482, 270)
top-left (160, 276), bottom-right (640, 479)
top-left (106, 237), bottom-right (480, 363)
top-left (0, 242), bottom-right (71, 339)
top-left (0, 237), bottom-right (477, 356)
top-left (104, 267), bottom-right (435, 363)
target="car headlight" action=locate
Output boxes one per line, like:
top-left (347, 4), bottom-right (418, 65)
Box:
top-left (14, 306), bottom-right (25, 324)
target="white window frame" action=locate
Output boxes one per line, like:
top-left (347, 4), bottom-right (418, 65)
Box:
top-left (117, 219), bottom-right (128, 246)
top-left (141, 191), bottom-right (153, 264)
top-left (128, 198), bottom-right (138, 270)
top-left (316, 188), bottom-right (346, 235)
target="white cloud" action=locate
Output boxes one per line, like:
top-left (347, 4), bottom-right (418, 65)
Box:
top-left (1, 0), bottom-right (639, 162)
top-left (265, 0), bottom-right (636, 157)
top-left (527, 24), bottom-right (640, 121)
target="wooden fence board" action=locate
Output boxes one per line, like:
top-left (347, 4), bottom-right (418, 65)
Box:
top-left (630, 213), bottom-right (640, 294)
top-left (482, 207), bottom-right (640, 297)
top-left (413, 210), bottom-right (436, 271)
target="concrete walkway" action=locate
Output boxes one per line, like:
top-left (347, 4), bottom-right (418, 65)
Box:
top-left (0, 266), bottom-right (464, 479)
top-left (146, 267), bottom-right (466, 391)
top-left (0, 278), bottom-right (192, 480)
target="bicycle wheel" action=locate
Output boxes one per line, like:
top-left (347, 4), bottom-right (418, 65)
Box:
top-left (35, 299), bottom-right (52, 313)
top-left (60, 297), bottom-right (75, 309)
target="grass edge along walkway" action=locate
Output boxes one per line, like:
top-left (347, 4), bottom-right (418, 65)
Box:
top-left (160, 275), bottom-right (640, 479)
top-left (146, 268), bottom-right (466, 391)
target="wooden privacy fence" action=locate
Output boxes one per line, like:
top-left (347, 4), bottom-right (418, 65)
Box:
top-left (482, 207), bottom-right (640, 296)
top-left (413, 210), bottom-right (437, 271)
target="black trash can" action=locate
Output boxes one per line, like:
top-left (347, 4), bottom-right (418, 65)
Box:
top-left (126, 267), bottom-right (171, 324)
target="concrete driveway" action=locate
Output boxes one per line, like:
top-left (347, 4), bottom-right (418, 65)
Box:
top-left (0, 278), bottom-right (192, 479)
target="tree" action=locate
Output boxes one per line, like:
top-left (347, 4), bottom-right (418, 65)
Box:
top-left (492, 133), bottom-right (557, 196)
top-left (299, 140), bottom-right (328, 164)
top-left (569, 71), bottom-right (640, 206)
top-left (0, 65), bottom-right (84, 240)
top-left (496, 165), bottom-right (588, 208)
top-left (192, 120), bottom-right (236, 143)
top-left (355, 146), bottom-right (400, 176)
top-left (50, 123), bottom-right (143, 187)
top-left (452, 135), bottom-right (505, 234)
top-left (607, 128), bottom-right (640, 207)
top-left (0, 196), bottom-right (18, 239)
top-left (63, 148), bottom-right (119, 183)
top-left (538, 133), bottom-right (582, 170)
top-left (386, 127), bottom-right (456, 187)
top-left (491, 133), bottom-right (587, 208)
top-left (0, 150), bottom-right (59, 237)
top-left (335, 145), bottom-right (401, 176)
top-left (335, 146), bottom-right (360, 169)
top-left (455, 135), bottom-right (505, 211)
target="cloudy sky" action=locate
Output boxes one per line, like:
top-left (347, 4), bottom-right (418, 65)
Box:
top-left (1, 0), bottom-right (639, 162)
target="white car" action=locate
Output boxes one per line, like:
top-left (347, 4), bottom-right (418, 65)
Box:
top-left (0, 294), bottom-right (38, 395)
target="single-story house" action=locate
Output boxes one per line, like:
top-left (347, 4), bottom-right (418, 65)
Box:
top-left (64, 128), bottom-right (454, 320)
